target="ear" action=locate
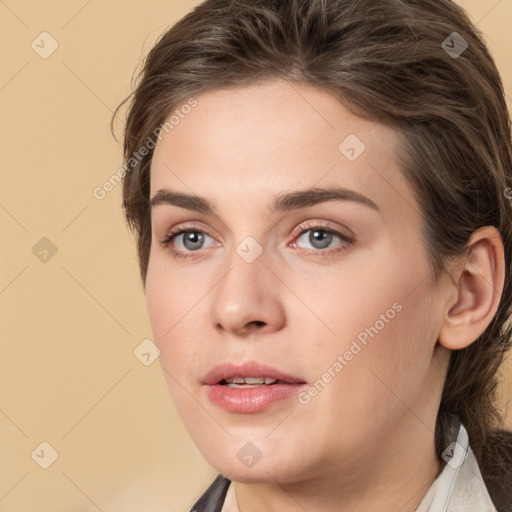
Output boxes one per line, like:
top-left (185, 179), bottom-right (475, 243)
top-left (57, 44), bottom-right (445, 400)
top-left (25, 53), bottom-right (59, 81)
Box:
top-left (438, 226), bottom-right (505, 350)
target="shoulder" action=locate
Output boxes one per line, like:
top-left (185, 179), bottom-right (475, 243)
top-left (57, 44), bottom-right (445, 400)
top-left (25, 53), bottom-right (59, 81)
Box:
top-left (190, 474), bottom-right (231, 512)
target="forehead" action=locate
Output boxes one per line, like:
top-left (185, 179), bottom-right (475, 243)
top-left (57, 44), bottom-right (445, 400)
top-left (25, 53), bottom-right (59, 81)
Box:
top-left (150, 79), bottom-right (417, 223)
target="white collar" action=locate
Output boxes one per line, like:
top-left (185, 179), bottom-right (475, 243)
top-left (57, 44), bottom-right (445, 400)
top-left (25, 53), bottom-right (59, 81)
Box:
top-left (415, 421), bottom-right (497, 511)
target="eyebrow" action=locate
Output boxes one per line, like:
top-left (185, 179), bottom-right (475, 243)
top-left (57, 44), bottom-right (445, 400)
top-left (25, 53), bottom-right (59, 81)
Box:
top-left (150, 186), bottom-right (380, 214)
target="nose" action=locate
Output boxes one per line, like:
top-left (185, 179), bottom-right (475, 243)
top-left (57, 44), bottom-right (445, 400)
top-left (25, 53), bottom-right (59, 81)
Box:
top-left (210, 249), bottom-right (286, 337)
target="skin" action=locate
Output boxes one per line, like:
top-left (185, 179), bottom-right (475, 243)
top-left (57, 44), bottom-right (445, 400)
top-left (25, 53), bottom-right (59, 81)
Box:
top-left (146, 79), bottom-right (504, 511)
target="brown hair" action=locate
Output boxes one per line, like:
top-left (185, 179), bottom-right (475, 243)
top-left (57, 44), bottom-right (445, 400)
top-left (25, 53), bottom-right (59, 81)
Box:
top-left (113, 0), bottom-right (512, 507)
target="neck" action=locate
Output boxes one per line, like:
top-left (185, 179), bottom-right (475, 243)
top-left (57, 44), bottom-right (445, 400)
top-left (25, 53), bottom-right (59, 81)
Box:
top-left (231, 417), bottom-right (441, 512)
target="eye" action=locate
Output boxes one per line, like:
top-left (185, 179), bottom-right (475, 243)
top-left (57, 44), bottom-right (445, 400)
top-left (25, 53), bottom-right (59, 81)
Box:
top-left (291, 223), bottom-right (355, 256)
top-left (160, 228), bottom-right (218, 257)
top-left (158, 221), bottom-right (355, 259)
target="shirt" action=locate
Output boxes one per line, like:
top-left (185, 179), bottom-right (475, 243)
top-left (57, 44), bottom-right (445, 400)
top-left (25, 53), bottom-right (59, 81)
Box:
top-left (190, 419), bottom-right (498, 512)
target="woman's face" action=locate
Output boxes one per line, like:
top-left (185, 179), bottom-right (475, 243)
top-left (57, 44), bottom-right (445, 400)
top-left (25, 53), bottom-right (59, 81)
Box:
top-left (147, 80), bottom-right (450, 483)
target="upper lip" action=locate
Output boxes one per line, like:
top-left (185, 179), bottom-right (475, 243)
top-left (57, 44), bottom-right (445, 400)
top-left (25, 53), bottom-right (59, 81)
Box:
top-left (202, 361), bottom-right (306, 385)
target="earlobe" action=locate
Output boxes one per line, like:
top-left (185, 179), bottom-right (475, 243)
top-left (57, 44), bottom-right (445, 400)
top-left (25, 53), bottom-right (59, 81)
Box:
top-left (438, 226), bottom-right (505, 351)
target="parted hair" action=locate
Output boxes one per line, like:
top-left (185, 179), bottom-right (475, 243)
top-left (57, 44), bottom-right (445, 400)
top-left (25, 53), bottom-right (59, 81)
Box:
top-left (113, 0), bottom-right (512, 508)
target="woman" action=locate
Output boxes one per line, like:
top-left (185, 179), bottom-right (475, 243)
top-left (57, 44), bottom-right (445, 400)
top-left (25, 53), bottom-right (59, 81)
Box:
top-left (113, 0), bottom-right (512, 510)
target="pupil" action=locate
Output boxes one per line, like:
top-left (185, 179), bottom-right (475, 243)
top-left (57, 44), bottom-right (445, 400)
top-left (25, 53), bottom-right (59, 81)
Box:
top-left (184, 232), bottom-right (204, 250)
top-left (310, 230), bottom-right (332, 249)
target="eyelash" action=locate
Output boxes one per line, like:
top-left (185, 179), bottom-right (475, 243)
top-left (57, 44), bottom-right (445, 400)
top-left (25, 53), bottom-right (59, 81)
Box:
top-left (159, 222), bottom-right (355, 260)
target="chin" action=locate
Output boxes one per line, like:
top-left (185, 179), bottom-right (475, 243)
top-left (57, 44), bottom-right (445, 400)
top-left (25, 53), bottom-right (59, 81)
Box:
top-left (200, 441), bottom-right (311, 485)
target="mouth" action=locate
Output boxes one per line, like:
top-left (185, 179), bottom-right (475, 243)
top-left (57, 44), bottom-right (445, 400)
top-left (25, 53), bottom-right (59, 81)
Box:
top-left (219, 377), bottom-right (294, 388)
top-left (202, 361), bottom-right (306, 386)
top-left (201, 361), bottom-right (307, 413)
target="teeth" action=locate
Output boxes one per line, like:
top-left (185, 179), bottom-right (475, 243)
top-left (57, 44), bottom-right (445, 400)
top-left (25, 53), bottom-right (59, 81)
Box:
top-left (223, 377), bottom-right (278, 385)
top-left (244, 377), bottom-right (265, 384)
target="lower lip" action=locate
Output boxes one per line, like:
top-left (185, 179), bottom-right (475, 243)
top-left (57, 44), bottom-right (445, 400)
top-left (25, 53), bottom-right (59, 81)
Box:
top-left (204, 383), bottom-right (308, 413)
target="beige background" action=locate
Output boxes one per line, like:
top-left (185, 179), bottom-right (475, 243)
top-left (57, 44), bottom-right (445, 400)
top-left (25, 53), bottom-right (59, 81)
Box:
top-left (0, 1), bottom-right (511, 511)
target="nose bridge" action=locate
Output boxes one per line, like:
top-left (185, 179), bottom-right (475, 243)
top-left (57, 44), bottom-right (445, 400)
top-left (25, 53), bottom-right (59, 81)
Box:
top-left (210, 238), bottom-right (285, 335)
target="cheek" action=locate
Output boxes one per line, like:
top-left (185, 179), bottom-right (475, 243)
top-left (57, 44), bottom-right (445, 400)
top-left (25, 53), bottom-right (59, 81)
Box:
top-left (146, 283), bottom-right (205, 420)
top-left (304, 244), bottom-right (439, 398)
top-left (145, 266), bottom-right (171, 343)
top-left (145, 253), bottom-right (200, 337)
top-left (292, 282), bottom-right (440, 458)
top-left (145, 264), bottom-right (197, 374)
top-left (334, 280), bottom-right (438, 420)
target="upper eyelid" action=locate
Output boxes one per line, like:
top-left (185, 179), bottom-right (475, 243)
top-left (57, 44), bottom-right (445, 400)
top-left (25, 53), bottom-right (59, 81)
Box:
top-left (163, 221), bottom-right (348, 236)
top-left (291, 220), bottom-right (354, 237)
